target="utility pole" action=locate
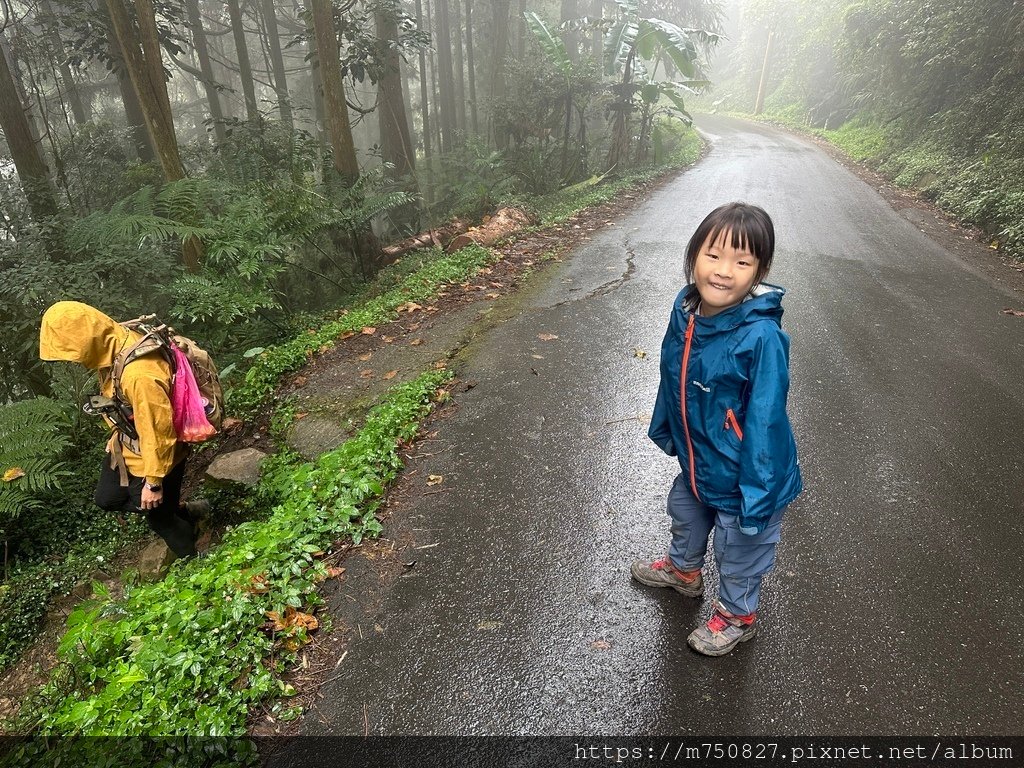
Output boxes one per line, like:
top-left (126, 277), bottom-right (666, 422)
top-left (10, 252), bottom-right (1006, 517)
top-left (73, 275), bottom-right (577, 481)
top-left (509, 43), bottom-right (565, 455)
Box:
top-left (753, 29), bottom-right (774, 115)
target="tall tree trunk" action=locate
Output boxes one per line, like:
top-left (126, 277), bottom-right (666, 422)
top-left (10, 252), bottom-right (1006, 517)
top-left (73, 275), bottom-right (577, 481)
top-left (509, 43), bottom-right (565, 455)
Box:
top-left (465, 0), bottom-right (478, 136)
top-left (184, 0), bottom-right (226, 143)
top-left (302, 0), bottom-right (326, 153)
top-left (374, 0), bottom-right (418, 229)
top-left (260, 0), bottom-right (293, 130)
top-left (209, 30), bottom-right (237, 120)
top-left (560, 0), bottom-right (579, 63)
top-left (226, 0), bottom-right (259, 120)
top-left (488, 0), bottom-right (511, 149)
top-left (39, 0), bottom-right (87, 124)
top-left (105, 0), bottom-right (201, 271)
top-left (310, 0), bottom-right (359, 184)
top-left (105, 24), bottom-right (155, 161)
top-left (606, 50), bottom-right (635, 171)
top-left (427, 0), bottom-right (442, 155)
top-left (0, 34), bottom-right (42, 148)
top-left (434, 0), bottom-right (457, 152)
top-left (452, 0), bottom-right (466, 134)
top-left (402, 63), bottom-right (416, 158)
top-left (375, 1), bottom-right (416, 181)
top-left (591, 0), bottom-right (602, 60)
top-left (415, 0), bottom-right (431, 161)
top-left (0, 34), bottom-right (62, 229)
top-left (514, 0), bottom-right (526, 60)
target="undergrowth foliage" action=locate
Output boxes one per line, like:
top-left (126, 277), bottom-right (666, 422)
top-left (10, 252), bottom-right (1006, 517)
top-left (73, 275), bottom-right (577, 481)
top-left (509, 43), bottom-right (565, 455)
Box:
top-left (228, 244), bottom-right (495, 417)
top-left (0, 399), bottom-right (70, 545)
top-left (11, 370), bottom-right (451, 759)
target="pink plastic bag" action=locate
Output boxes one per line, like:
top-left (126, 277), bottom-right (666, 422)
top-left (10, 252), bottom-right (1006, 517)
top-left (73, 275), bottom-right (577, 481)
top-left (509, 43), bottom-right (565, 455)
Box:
top-left (171, 345), bottom-right (217, 442)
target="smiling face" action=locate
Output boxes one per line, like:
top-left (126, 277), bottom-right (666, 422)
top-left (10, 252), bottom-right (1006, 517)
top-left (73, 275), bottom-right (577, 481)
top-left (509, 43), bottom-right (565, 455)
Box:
top-left (691, 228), bottom-right (760, 316)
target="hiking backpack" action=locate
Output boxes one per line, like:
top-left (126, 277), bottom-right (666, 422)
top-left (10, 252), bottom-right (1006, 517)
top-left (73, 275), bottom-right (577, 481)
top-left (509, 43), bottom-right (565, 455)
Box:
top-left (112, 315), bottom-right (224, 442)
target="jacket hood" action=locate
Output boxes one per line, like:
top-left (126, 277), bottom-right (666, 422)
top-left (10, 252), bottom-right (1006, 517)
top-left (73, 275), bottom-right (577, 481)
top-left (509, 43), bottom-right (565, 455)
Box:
top-left (678, 283), bottom-right (786, 334)
top-left (39, 301), bottom-right (129, 370)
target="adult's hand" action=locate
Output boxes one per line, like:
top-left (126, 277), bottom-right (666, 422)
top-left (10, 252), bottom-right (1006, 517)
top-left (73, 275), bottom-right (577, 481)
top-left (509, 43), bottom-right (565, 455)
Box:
top-left (141, 485), bottom-right (163, 510)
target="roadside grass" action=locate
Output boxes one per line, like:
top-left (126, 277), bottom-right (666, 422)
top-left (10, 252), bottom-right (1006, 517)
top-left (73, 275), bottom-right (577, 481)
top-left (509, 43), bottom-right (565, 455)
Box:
top-left (228, 244), bottom-right (493, 418)
top-left (750, 108), bottom-right (1024, 261)
top-left (9, 370), bottom-right (451, 763)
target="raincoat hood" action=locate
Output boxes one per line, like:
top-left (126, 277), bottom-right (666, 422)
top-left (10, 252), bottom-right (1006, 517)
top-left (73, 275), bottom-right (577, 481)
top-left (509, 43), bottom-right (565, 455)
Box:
top-left (39, 301), bottom-right (129, 370)
top-left (678, 283), bottom-right (786, 334)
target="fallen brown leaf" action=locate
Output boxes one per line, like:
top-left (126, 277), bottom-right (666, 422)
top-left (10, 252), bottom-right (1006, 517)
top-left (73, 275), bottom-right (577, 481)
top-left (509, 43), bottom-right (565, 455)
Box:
top-left (382, 335), bottom-right (395, 343)
top-left (358, 352), bottom-right (373, 361)
top-left (361, 326), bottom-right (377, 335)
top-left (1001, 308), bottom-right (1024, 317)
top-left (339, 331), bottom-right (356, 340)
top-left (265, 606), bottom-right (319, 633)
top-left (326, 566), bottom-right (346, 578)
top-left (408, 323), bottom-right (421, 331)
top-left (537, 333), bottom-right (559, 341)
top-left (633, 348), bottom-right (647, 359)
top-left (409, 338), bottom-right (425, 346)
top-left (359, 369), bottom-right (374, 378)
top-left (383, 370), bottom-right (398, 380)
top-left (294, 412), bottom-right (308, 420)
top-left (427, 474), bottom-right (444, 486)
top-left (591, 639), bottom-right (612, 651)
top-left (486, 292), bottom-right (500, 299)
top-left (3, 467), bottom-right (25, 482)
top-left (247, 573), bottom-right (270, 594)
top-left (292, 375), bottom-right (308, 387)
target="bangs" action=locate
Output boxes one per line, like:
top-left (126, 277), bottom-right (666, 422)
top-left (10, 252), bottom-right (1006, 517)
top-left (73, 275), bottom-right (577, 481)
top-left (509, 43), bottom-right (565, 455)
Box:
top-left (684, 202), bottom-right (776, 282)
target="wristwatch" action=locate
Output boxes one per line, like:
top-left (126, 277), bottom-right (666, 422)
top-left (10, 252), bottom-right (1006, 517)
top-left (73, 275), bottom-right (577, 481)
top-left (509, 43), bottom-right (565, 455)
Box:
top-left (145, 482), bottom-right (162, 492)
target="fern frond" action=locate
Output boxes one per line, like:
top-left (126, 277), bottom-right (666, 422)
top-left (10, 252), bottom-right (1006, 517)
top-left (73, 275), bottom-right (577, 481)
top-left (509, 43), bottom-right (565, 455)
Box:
top-left (155, 178), bottom-right (225, 225)
top-left (67, 213), bottom-right (215, 252)
top-left (0, 398), bottom-right (70, 528)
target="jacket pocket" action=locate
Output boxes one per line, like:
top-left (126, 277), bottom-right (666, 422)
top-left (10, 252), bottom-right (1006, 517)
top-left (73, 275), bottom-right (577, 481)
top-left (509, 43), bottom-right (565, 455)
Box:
top-left (724, 408), bottom-right (744, 441)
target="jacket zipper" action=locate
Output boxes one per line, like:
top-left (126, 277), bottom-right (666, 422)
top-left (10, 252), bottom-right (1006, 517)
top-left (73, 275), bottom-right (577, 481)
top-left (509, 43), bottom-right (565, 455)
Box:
top-left (724, 408), bottom-right (744, 441)
top-left (680, 315), bottom-right (699, 499)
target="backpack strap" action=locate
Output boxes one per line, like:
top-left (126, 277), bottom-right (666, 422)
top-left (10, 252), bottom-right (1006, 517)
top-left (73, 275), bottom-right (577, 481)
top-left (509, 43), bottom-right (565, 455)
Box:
top-left (108, 324), bottom-right (176, 486)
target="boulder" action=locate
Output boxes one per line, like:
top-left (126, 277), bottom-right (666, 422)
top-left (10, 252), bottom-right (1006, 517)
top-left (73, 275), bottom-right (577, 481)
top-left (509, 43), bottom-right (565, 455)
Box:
top-left (138, 540), bottom-right (177, 582)
top-left (206, 447), bottom-right (268, 488)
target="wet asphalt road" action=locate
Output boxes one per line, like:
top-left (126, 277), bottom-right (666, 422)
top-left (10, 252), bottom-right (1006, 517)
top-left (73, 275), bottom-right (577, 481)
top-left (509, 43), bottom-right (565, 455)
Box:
top-left (301, 116), bottom-right (1024, 736)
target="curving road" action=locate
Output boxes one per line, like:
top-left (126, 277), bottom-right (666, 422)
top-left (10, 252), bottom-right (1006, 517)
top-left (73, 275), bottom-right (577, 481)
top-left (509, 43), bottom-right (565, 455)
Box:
top-left (296, 116), bottom-right (1024, 736)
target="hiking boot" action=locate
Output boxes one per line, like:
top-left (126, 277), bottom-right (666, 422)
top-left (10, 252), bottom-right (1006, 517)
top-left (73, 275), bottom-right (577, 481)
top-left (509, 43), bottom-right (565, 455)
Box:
top-left (184, 499), bottom-right (213, 535)
top-left (630, 556), bottom-right (704, 597)
top-left (687, 602), bottom-right (757, 656)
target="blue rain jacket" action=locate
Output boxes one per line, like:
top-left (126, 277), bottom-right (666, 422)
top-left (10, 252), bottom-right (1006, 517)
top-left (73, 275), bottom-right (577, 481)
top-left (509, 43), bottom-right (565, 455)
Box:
top-left (649, 284), bottom-right (802, 534)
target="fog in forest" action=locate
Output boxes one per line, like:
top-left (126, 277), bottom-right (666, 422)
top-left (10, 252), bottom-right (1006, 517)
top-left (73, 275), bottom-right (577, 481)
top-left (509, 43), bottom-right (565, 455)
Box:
top-left (0, 0), bottom-right (1020, 397)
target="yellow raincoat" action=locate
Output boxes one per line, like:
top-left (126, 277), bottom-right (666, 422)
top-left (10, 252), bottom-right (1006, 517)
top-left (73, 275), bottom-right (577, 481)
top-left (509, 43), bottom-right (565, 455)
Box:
top-left (39, 301), bottom-right (184, 484)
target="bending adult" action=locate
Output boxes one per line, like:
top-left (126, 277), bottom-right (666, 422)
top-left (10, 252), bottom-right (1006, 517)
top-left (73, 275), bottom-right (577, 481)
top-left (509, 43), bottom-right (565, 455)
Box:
top-left (39, 301), bottom-right (200, 558)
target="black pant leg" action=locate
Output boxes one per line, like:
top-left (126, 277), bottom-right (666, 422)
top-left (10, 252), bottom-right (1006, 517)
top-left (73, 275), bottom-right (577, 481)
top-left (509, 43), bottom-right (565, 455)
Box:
top-left (142, 460), bottom-right (195, 558)
top-left (96, 454), bottom-right (195, 558)
top-left (94, 454), bottom-right (133, 512)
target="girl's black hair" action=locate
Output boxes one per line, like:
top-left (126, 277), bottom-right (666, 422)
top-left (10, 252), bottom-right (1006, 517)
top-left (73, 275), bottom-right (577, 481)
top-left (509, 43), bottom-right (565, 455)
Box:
top-left (684, 202), bottom-right (775, 286)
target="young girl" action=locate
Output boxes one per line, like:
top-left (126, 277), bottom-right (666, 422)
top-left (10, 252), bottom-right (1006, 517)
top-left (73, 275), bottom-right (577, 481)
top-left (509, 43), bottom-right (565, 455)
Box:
top-left (633, 202), bottom-right (802, 657)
